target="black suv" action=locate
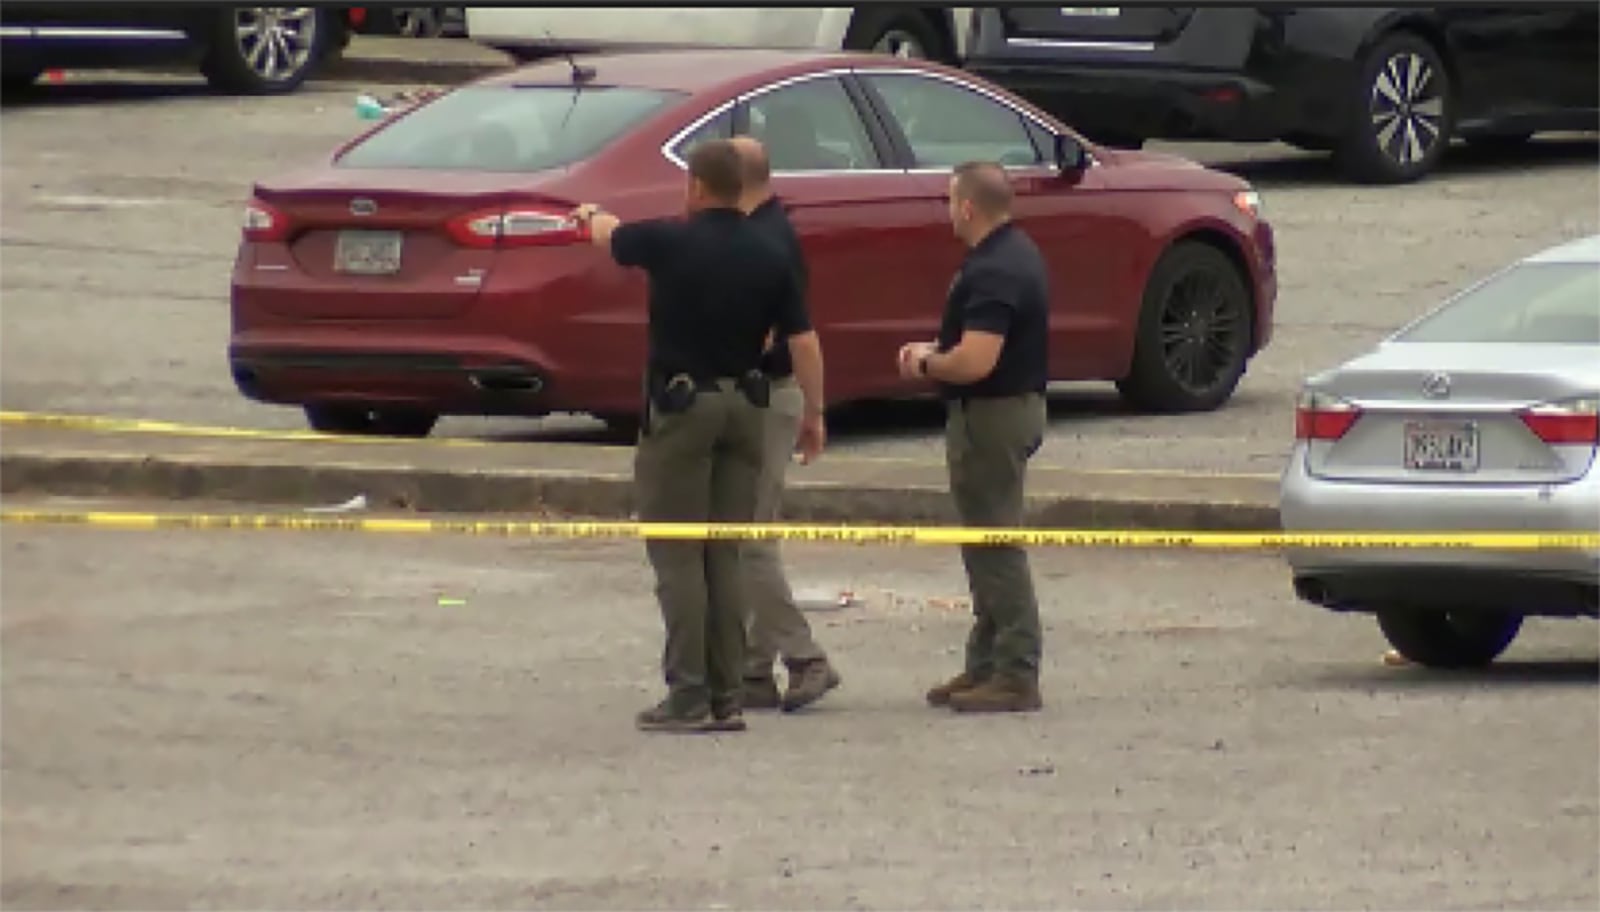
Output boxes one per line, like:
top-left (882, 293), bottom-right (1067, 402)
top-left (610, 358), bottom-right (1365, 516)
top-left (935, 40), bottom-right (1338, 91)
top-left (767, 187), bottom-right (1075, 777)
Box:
top-left (965, 6), bottom-right (1599, 183)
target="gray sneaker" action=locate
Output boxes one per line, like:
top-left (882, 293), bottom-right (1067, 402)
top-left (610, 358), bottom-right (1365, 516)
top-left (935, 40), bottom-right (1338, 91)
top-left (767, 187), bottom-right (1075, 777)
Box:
top-left (781, 659), bottom-right (841, 713)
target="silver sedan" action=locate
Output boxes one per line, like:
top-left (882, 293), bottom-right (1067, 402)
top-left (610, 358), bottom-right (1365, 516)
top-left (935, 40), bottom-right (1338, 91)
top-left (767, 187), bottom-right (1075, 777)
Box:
top-left (1281, 234), bottom-right (1599, 667)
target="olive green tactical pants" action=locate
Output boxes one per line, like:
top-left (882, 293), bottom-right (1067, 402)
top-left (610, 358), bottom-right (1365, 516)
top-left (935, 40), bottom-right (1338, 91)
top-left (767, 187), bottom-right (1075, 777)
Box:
top-left (742, 378), bottom-right (826, 678)
top-left (946, 393), bottom-right (1047, 682)
top-left (634, 382), bottom-right (767, 714)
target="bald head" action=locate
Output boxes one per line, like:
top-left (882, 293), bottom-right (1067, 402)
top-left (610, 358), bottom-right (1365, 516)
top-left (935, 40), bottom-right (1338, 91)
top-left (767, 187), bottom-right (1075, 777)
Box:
top-left (951, 161), bottom-right (1013, 220)
top-left (731, 135), bottom-right (772, 207)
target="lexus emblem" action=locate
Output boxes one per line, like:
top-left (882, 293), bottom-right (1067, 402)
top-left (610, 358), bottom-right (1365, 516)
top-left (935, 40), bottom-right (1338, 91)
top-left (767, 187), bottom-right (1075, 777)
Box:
top-left (1421, 371), bottom-right (1452, 399)
top-left (349, 198), bottom-right (377, 216)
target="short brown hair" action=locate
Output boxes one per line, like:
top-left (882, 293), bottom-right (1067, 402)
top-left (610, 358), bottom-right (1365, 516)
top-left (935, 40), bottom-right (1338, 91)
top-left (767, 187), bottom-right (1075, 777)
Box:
top-left (731, 134), bottom-right (772, 187)
top-left (686, 139), bottom-right (744, 204)
top-left (952, 161), bottom-right (1013, 218)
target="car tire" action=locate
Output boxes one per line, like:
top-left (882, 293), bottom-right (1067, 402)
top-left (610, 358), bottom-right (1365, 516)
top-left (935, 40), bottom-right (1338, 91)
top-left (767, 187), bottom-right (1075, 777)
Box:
top-left (200, 6), bottom-right (331, 95)
top-left (843, 8), bottom-right (948, 62)
top-left (1376, 609), bottom-right (1523, 669)
top-left (1335, 31), bottom-right (1454, 184)
top-left (305, 404), bottom-right (439, 438)
top-left (366, 7), bottom-right (447, 38)
top-left (1116, 241), bottom-right (1253, 414)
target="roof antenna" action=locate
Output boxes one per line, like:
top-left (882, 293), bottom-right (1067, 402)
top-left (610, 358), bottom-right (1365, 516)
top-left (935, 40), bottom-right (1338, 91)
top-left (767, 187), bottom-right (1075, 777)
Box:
top-left (545, 29), bottom-right (596, 84)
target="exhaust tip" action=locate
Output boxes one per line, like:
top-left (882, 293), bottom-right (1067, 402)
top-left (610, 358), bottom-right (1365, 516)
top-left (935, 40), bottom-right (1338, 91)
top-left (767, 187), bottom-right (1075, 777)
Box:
top-left (470, 370), bottom-right (544, 395)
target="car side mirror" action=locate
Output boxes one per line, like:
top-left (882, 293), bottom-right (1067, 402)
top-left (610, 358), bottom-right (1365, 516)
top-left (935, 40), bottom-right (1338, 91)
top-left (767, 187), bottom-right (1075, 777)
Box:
top-left (1053, 133), bottom-right (1088, 173)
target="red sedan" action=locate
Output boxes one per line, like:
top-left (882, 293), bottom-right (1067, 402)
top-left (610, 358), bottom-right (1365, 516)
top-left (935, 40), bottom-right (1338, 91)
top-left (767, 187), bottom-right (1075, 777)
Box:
top-left (230, 49), bottom-right (1276, 437)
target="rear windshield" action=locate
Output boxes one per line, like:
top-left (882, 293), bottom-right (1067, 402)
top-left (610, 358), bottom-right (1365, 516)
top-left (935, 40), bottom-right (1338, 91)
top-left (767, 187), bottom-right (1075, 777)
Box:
top-left (336, 85), bottom-right (683, 172)
top-left (1394, 261), bottom-right (1600, 345)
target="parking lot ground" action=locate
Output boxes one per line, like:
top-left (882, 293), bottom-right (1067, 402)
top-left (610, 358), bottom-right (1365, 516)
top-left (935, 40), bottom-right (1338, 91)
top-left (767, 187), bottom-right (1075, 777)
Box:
top-left (2, 73), bottom-right (1595, 478)
top-left (3, 496), bottom-right (1597, 910)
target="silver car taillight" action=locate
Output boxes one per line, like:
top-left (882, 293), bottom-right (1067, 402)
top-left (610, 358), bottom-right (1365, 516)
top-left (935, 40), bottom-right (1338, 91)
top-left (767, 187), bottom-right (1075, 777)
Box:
top-left (1295, 389), bottom-right (1361, 441)
top-left (1518, 396), bottom-right (1600, 445)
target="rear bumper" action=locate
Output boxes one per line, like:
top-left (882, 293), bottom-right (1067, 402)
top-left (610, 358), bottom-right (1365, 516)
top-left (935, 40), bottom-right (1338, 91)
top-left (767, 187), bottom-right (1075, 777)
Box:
top-left (1279, 444), bottom-right (1600, 616)
top-left (229, 345), bottom-right (552, 416)
top-left (966, 62), bottom-right (1294, 143)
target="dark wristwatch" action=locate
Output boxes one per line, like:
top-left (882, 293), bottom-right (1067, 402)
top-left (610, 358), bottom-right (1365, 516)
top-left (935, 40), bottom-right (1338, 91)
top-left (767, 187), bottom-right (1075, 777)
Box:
top-left (917, 353), bottom-right (931, 377)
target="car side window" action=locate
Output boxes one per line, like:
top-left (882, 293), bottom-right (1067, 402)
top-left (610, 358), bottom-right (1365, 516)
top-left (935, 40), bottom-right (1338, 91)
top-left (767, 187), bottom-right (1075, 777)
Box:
top-left (1025, 118), bottom-right (1057, 162)
top-left (669, 106), bottom-right (735, 160)
top-left (742, 76), bottom-right (880, 172)
top-left (863, 73), bottom-right (1043, 169)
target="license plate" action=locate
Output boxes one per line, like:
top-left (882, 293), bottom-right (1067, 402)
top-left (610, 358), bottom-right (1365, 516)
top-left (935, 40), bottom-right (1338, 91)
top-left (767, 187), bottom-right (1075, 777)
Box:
top-left (1404, 421), bottom-right (1480, 472)
top-left (1060, 7), bottom-right (1121, 17)
top-left (335, 230), bottom-right (403, 275)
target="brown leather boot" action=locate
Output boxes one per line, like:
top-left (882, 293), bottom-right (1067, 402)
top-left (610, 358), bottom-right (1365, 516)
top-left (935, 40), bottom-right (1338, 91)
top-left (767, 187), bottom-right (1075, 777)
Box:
top-left (947, 674), bottom-right (1042, 713)
top-left (742, 676), bottom-right (782, 710)
top-left (925, 671), bottom-right (984, 707)
top-left (781, 658), bottom-right (841, 713)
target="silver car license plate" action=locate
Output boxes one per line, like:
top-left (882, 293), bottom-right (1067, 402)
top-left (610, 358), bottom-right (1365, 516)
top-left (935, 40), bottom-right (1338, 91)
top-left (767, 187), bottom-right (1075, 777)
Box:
top-left (1060, 7), bottom-right (1121, 17)
top-left (1404, 421), bottom-right (1480, 471)
top-left (335, 230), bottom-right (403, 275)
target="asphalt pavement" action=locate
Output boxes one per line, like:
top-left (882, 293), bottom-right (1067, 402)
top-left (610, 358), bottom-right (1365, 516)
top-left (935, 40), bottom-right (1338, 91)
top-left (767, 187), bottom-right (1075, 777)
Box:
top-left (2, 55), bottom-right (1595, 477)
top-left (4, 499), bottom-right (1597, 909)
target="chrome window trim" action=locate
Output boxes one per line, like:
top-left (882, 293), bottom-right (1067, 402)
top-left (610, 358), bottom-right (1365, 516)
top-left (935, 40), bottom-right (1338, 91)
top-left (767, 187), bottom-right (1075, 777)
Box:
top-left (0, 25), bottom-right (188, 40)
top-left (657, 64), bottom-right (1098, 176)
top-left (1005, 36), bottom-right (1157, 53)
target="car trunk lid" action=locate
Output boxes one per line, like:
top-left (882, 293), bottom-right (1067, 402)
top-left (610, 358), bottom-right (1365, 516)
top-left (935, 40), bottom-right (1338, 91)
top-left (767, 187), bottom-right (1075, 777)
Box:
top-left (246, 168), bottom-right (578, 320)
top-left (1298, 344), bottom-right (1600, 486)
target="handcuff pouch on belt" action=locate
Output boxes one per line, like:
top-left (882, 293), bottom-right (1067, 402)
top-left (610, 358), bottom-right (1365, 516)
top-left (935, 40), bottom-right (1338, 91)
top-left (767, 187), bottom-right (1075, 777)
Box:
top-left (650, 373), bottom-right (699, 416)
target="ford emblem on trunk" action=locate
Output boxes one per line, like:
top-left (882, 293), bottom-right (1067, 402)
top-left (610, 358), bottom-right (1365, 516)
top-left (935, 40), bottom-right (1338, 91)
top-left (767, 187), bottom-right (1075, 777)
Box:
top-left (349, 198), bottom-right (377, 216)
top-left (1422, 371), bottom-right (1452, 399)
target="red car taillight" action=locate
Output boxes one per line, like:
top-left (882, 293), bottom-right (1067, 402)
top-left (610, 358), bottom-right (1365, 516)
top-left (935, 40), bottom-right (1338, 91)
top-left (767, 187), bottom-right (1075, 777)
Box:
top-left (1518, 397), bottom-right (1600, 445)
top-left (1295, 390), bottom-right (1362, 441)
top-left (242, 199), bottom-right (289, 243)
top-left (445, 204), bottom-right (589, 249)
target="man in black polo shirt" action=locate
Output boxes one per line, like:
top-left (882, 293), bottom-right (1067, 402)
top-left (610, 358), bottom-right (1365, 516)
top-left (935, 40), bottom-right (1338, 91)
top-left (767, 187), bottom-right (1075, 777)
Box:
top-left (896, 160), bottom-right (1049, 714)
top-left (730, 135), bottom-right (842, 713)
top-left (570, 139), bottom-right (827, 734)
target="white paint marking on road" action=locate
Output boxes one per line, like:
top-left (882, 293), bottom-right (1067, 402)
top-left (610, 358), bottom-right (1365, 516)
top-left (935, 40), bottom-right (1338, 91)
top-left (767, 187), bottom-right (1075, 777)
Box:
top-left (31, 194), bottom-right (172, 209)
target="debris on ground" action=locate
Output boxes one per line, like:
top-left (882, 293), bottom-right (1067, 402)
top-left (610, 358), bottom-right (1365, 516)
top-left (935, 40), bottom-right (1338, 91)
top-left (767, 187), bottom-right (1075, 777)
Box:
top-left (304, 494), bottom-right (368, 514)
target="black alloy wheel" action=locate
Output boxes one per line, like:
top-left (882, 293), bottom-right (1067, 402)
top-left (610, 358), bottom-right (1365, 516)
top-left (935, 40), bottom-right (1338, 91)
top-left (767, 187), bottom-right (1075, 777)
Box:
top-left (1117, 241), bottom-right (1252, 413)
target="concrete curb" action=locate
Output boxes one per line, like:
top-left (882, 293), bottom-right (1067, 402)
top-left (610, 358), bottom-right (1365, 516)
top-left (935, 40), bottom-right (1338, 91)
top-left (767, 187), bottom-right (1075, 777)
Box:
top-left (0, 451), bottom-right (1282, 531)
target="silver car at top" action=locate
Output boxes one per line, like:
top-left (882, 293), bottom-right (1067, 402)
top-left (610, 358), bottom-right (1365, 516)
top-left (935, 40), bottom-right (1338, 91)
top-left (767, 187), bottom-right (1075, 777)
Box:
top-left (1280, 234), bottom-right (1600, 668)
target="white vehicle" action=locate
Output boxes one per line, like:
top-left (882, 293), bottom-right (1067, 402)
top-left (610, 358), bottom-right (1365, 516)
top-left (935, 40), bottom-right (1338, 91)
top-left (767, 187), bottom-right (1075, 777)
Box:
top-left (464, 6), bottom-right (976, 63)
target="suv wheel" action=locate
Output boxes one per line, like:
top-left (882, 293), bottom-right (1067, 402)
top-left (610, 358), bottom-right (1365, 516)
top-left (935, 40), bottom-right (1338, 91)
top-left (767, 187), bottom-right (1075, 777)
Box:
top-left (1336, 31), bottom-right (1453, 183)
top-left (1116, 241), bottom-right (1253, 413)
top-left (844, 8), bottom-right (947, 62)
top-left (201, 6), bottom-right (329, 94)
top-left (1376, 609), bottom-right (1522, 669)
top-left (305, 404), bottom-right (438, 438)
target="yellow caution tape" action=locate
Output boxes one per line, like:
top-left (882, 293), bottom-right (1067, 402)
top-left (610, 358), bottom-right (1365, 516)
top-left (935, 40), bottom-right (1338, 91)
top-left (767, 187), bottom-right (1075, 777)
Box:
top-left (2, 508), bottom-right (1596, 550)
